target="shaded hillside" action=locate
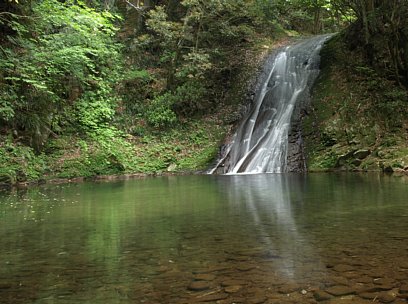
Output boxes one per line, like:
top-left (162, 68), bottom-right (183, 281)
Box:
top-left (303, 33), bottom-right (408, 173)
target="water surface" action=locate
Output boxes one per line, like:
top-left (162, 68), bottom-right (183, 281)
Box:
top-left (1, 173), bottom-right (408, 303)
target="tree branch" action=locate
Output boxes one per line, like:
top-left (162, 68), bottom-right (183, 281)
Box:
top-left (123, 0), bottom-right (149, 12)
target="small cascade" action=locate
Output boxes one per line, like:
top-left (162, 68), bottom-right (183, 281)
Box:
top-left (210, 35), bottom-right (331, 174)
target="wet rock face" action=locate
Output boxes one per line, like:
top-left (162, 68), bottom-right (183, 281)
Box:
top-left (287, 121), bottom-right (307, 172)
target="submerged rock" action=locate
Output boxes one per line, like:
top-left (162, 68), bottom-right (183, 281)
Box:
top-left (333, 264), bottom-right (355, 272)
top-left (188, 281), bottom-right (210, 291)
top-left (194, 292), bottom-right (228, 302)
top-left (325, 285), bottom-right (356, 296)
top-left (399, 284), bottom-right (408, 294)
top-left (378, 291), bottom-right (397, 303)
top-left (224, 285), bottom-right (242, 293)
top-left (313, 290), bottom-right (333, 301)
top-left (193, 274), bottom-right (216, 281)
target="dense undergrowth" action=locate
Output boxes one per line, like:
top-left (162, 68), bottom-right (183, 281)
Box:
top-left (303, 34), bottom-right (408, 173)
top-left (0, 116), bottom-right (228, 184)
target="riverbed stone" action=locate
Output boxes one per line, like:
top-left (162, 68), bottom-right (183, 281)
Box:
top-left (333, 264), bottom-right (355, 272)
top-left (236, 264), bottom-right (256, 272)
top-left (359, 285), bottom-right (393, 293)
top-left (193, 265), bottom-right (231, 274)
top-left (248, 296), bottom-right (267, 304)
top-left (342, 272), bottom-right (360, 279)
top-left (399, 262), bottom-right (408, 269)
top-left (313, 290), bottom-right (333, 301)
top-left (331, 276), bottom-right (349, 286)
top-left (325, 298), bottom-right (373, 304)
top-left (325, 285), bottom-right (356, 296)
top-left (193, 274), bottom-right (216, 281)
top-left (221, 279), bottom-right (247, 287)
top-left (356, 276), bottom-right (373, 284)
top-left (278, 284), bottom-right (301, 294)
top-left (194, 292), bottom-right (229, 302)
top-left (359, 292), bottom-right (378, 300)
top-left (0, 282), bottom-right (13, 289)
top-left (224, 285), bottom-right (242, 293)
top-left (378, 291), bottom-right (397, 303)
top-left (373, 278), bottom-right (396, 286)
top-left (399, 284), bottom-right (408, 294)
top-left (188, 281), bottom-right (210, 291)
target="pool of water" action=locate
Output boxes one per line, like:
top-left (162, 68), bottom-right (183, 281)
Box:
top-left (1, 173), bottom-right (408, 303)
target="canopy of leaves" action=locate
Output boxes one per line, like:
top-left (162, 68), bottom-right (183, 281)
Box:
top-left (0, 0), bottom-right (123, 150)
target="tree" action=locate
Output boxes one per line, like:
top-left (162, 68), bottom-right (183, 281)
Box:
top-left (0, 0), bottom-right (123, 150)
top-left (334, 0), bottom-right (408, 87)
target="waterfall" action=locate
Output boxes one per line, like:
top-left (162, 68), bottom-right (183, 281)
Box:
top-left (209, 35), bottom-right (331, 175)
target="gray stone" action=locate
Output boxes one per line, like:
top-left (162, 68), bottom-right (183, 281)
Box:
top-left (167, 163), bottom-right (177, 172)
top-left (354, 149), bottom-right (371, 159)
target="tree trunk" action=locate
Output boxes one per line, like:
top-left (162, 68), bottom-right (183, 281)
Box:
top-left (313, 6), bottom-right (321, 34)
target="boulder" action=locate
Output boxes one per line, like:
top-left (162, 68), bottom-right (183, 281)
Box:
top-left (353, 149), bottom-right (371, 159)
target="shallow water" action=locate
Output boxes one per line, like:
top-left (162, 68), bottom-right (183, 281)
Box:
top-left (1, 173), bottom-right (408, 304)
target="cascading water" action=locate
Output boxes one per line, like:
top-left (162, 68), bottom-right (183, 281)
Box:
top-left (209, 35), bottom-right (331, 175)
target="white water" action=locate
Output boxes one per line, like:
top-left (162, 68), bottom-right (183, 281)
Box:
top-left (210, 35), bottom-right (331, 174)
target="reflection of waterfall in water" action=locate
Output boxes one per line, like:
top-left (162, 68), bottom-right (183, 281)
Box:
top-left (210, 35), bottom-right (331, 174)
top-left (221, 174), bottom-right (325, 280)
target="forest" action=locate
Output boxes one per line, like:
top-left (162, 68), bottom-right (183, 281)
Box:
top-left (1, 0), bottom-right (408, 185)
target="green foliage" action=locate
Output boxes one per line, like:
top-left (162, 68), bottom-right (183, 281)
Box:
top-left (257, 0), bottom-right (346, 34)
top-left (133, 118), bottom-right (227, 172)
top-left (119, 69), bottom-right (153, 117)
top-left (0, 0), bottom-right (122, 150)
top-left (55, 136), bottom-right (132, 178)
top-left (75, 89), bottom-right (117, 132)
top-left (0, 136), bottom-right (46, 183)
top-left (354, 65), bottom-right (408, 128)
top-left (145, 93), bottom-right (177, 129)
